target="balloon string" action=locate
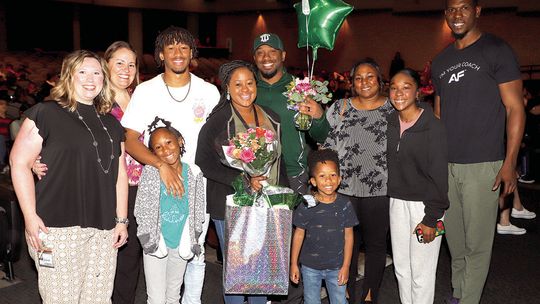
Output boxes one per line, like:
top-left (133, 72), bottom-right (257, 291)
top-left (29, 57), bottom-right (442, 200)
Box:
top-left (310, 49), bottom-right (315, 80)
top-left (305, 14), bottom-right (311, 80)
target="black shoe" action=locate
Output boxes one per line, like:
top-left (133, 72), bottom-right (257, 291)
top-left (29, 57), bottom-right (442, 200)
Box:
top-left (518, 175), bottom-right (535, 184)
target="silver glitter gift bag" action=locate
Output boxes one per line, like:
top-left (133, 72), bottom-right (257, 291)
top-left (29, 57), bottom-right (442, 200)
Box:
top-left (223, 204), bottom-right (292, 295)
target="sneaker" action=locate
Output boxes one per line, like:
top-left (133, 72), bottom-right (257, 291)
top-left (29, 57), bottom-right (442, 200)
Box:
top-left (518, 175), bottom-right (535, 184)
top-left (511, 207), bottom-right (537, 219)
top-left (497, 223), bottom-right (526, 235)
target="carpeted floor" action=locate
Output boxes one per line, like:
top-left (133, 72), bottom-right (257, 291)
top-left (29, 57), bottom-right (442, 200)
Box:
top-left (1, 186), bottom-right (539, 303)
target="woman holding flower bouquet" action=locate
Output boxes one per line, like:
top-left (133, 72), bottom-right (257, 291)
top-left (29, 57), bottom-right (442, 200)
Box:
top-left (196, 60), bottom-right (288, 304)
top-left (323, 58), bottom-right (394, 304)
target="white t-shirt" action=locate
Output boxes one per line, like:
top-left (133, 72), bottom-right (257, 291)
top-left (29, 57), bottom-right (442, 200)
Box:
top-left (121, 73), bottom-right (220, 167)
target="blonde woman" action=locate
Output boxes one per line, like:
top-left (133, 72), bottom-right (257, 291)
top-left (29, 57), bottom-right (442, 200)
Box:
top-left (11, 50), bottom-right (128, 304)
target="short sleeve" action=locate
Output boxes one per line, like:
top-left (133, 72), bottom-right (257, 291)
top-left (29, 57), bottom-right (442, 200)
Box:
top-left (108, 115), bottom-right (126, 143)
top-left (121, 86), bottom-right (149, 134)
top-left (343, 200), bottom-right (359, 228)
top-left (493, 40), bottom-right (521, 84)
top-left (292, 204), bottom-right (310, 229)
top-left (25, 102), bottom-right (51, 141)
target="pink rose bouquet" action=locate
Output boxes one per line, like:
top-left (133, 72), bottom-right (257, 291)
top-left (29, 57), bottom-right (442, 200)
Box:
top-left (225, 127), bottom-right (278, 177)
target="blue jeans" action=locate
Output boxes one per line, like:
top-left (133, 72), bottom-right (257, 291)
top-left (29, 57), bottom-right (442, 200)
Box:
top-left (182, 214), bottom-right (210, 304)
top-left (301, 265), bottom-right (347, 304)
top-left (182, 246), bottom-right (206, 304)
top-left (213, 219), bottom-right (268, 304)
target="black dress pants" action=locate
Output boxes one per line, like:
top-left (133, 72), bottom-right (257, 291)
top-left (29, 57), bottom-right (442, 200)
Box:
top-left (112, 186), bottom-right (143, 304)
top-left (346, 195), bottom-right (389, 304)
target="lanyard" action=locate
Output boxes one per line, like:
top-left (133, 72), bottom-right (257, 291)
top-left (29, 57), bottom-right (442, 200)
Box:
top-left (232, 104), bottom-right (260, 129)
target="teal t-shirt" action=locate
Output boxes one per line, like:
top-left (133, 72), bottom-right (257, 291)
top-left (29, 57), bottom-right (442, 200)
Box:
top-left (160, 162), bottom-right (189, 249)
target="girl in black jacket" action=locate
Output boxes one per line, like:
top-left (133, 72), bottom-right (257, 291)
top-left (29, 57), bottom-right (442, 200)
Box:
top-left (387, 68), bottom-right (449, 304)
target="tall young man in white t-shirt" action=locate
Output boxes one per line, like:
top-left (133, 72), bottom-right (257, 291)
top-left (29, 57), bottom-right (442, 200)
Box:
top-left (122, 26), bottom-right (220, 304)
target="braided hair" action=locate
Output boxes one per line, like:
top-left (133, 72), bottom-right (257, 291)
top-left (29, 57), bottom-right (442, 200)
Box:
top-left (147, 116), bottom-right (186, 155)
top-left (206, 60), bottom-right (258, 120)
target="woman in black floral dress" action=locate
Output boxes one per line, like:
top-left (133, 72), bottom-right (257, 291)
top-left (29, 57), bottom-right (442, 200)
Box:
top-left (323, 58), bottom-right (394, 304)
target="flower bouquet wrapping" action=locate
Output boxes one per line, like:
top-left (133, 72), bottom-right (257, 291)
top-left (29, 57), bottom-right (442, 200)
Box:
top-left (224, 127), bottom-right (278, 178)
top-left (282, 77), bottom-right (332, 131)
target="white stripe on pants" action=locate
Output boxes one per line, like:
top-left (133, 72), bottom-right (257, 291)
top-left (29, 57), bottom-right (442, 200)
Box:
top-left (143, 247), bottom-right (189, 304)
top-left (389, 198), bottom-right (443, 304)
top-left (27, 226), bottom-right (117, 304)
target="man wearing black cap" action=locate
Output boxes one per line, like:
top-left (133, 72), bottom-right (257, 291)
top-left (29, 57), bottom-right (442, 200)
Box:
top-left (253, 33), bottom-right (329, 196)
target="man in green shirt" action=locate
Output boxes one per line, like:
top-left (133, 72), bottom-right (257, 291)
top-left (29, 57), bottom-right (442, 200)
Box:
top-left (253, 33), bottom-right (330, 195)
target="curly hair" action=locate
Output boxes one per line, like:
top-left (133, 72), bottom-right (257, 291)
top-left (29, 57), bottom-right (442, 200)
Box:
top-left (206, 60), bottom-right (258, 120)
top-left (154, 26), bottom-right (198, 68)
top-left (50, 50), bottom-right (114, 114)
top-left (307, 149), bottom-right (340, 177)
top-left (104, 40), bottom-right (140, 86)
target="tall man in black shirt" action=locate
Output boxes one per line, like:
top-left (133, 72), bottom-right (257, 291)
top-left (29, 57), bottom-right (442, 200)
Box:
top-left (432, 1), bottom-right (525, 303)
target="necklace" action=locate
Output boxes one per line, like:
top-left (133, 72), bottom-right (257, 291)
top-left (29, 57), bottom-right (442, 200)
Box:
top-left (163, 75), bottom-right (191, 103)
top-left (75, 106), bottom-right (115, 174)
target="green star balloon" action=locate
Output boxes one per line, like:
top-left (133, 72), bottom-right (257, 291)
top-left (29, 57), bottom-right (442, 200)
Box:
top-left (295, 0), bottom-right (354, 57)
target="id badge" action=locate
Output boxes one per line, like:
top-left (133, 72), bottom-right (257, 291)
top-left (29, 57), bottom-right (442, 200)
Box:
top-left (37, 230), bottom-right (54, 268)
top-left (38, 248), bottom-right (55, 268)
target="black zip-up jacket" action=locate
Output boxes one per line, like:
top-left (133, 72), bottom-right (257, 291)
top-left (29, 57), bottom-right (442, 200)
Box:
top-left (387, 104), bottom-right (449, 227)
top-left (195, 104), bottom-right (289, 220)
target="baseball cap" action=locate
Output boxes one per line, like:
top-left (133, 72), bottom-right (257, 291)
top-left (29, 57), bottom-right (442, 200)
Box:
top-left (252, 33), bottom-right (284, 53)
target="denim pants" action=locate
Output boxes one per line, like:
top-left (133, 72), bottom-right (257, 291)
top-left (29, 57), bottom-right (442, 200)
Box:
top-left (213, 219), bottom-right (267, 304)
top-left (301, 265), bottom-right (347, 304)
top-left (181, 214), bottom-right (210, 304)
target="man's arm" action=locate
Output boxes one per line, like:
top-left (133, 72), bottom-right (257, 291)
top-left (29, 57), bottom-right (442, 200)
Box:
top-left (493, 79), bottom-right (525, 196)
top-left (125, 128), bottom-right (184, 197)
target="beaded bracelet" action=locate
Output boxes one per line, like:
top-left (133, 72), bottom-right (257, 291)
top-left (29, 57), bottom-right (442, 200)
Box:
top-left (115, 217), bottom-right (129, 225)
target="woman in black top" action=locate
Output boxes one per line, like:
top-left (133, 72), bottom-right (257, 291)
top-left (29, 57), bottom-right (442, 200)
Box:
top-left (196, 60), bottom-right (287, 304)
top-left (10, 50), bottom-right (128, 303)
top-left (386, 68), bottom-right (448, 304)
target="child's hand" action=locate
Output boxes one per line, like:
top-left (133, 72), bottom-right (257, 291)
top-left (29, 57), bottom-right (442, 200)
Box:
top-left (158, 162), bottom-right (185, 197)
top-left (338, 266), bottom-right (349, 286)
top-left (290, 264), bottom-right (301, 284)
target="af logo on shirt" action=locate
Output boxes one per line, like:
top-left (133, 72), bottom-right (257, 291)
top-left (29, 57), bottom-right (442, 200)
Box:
top-left (448, 70), bottom-right (465, 83)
